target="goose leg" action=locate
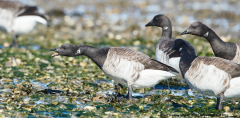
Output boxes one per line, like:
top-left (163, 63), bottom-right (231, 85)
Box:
top-left (215, 94), bottom-right (223, 110)
top-left (126, 85), bottom-right (133, 99)
top-left (185, 84), bottom-right (189, 95)
top-left (10, 33), bottom-right (18, 48)
top-left (166, 79), bottom-right (170, 91)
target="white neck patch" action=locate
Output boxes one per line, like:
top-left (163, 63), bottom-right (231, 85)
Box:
top-left (163, 26), bottom-right (168, 30)
top-left (75, 49), bottom-right (81, 55)
top-left (204, 31), bottom-right (209, 37)
top-left (179, 48), bottom-right (182, 52)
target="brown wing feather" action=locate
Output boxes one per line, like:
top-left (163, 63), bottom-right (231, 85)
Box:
top-left (110, 47), bottom-right (179, 73)
top-left (197, 57), bottom-right (240, 78)
top-left (0, 1), bottom-right (26, 15)
top-left (0, 1), bottom-right (24, 10)
top-left (159, 39), bottom-right (196, 58)
top-left (159, 39), bottom-right (176, 56)
top-left (0, 1), bottom-right (47, 20)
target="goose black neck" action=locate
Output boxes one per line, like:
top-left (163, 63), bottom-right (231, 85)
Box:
top-left (179, 44), bottom-right (197, 76)
top-left (181, 46), bottom-right (197, 60)
top-left (205, 28), bottom-right (224, 44)
top-left (203, 28), bottom-right (237, 59)
top-left (161, 23), bottom-right (172, 39)
top-left (205, 28), bottom-right (226, 52)
top-left (78, 45), bottom-right (98, 58)
top-left (77, 45), bottom-right (109, 69)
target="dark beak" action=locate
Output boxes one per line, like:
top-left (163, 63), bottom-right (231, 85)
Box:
top-left (50, 48), bottom-right (59, 57)
top-left (50, 48), bottom-right (56, 51)
top-left (181, 29), bottom-right (188, 35)
top-left (145, 21), bottom-right (154, 27)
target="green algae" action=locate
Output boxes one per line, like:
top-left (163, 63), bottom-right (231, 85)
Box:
top-left (0, 35), bottom-right (239, 117)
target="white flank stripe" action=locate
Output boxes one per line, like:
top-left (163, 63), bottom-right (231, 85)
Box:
top-left (224, 77), bottom-right (240, 98)
top-left (13, 16), bottom-right (47, 34)
top-left (132, 69), bottom-right (175, 88)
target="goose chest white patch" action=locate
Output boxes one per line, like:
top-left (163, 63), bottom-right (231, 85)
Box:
top-left (204, 31), bottom-right (209, 37)
top-left (169, 57), bottom-right (181, 77)
top-left (75, 49), bottom-right (81, 55)
top-left (184, 58), bottom-right (230, 96)
top-left (179, 47), bottom-right (182, 52)
top-left (155, 44), bottom-right (169, 65)
top-left (231, 44), bottom-right (240, 64)
top-left (163, 26), bottom-right (168, 30)
top-left (156, 49), bottom-right (169, 65)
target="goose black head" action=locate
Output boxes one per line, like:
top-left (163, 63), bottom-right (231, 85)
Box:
top-left (145, 14), bottom-right (171, 29)
top-left (50, 44), bottom-right (79, 57)
top-left (171, 39), bottom-right (196, 56)
top-left (181, 22), bottom-right (209, 37)
top-left (171, 39), bottom-right (185, 52)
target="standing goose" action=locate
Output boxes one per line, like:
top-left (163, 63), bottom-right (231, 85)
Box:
top-left (181, 22), bottom-right (240, 64)
top-left (50, 44), bottom-right (178, 99)
top-left (172, 39), bottom-right (240, 110)
top-left (0, 0), bottom-right (48, 47)
top-left (145, 14), bottom-right (195, 89)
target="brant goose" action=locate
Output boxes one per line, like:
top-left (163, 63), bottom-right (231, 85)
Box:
top-left (50, 44), bottom-right (179, 99)
top-left (181, 22), bottom-right (240, 64)
top-left (172, 39), bottom-right (240, 110)
top-left (145, 14), bottom-right (195, 90)
top-left (0, 1), bottom-right (48, 47)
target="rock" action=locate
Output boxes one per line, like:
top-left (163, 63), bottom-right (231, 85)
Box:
top-left (224, 106), bottom-right (230, 112)
top-left (79, 62), bottom-right (87, 67)
top-left (68, 57), bottom-right (74, 61)
top-left (208, 101), bottom-right (215, 105)
top-left (15, 58), bottom-right (21, 65)
top-left (59, 104), bottom-right (67, 109)
top-left (6, 106), bottom-right (13, 111)
top-left (112, 113), bottom-right (119, 116)
top-left (83, 98), bottom-right (91, 103)
top-left (39, 59), bottom-right (49, 64)
top-left (3, 42), bottom-right (10, 47)
top-left (23, 97), bottom-right (30, 104)
top-left (4, 62), bottom-right (12, 68)
top-left (139, 105), bottom-right (144, 110)
top-left (1, 78), bottom-right (13, 83)
top-left (83, 106), bottom-right (96, 111)
top-left (133, 40), bottom-right (140, 46)
top-left (93, 96), bottom-right (105, 103)
top-left (51, 102), bottom-right (58, 106)
top-left (223, 112), bottom-right (233, 117)
top-left (105, 111), bottom-right (112, 115)
top-left (100, 82), bottom-right (107, 88)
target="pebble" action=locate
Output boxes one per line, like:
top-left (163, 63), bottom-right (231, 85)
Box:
top-left (51, 102), bottom-right (58, 106)
top-left (83, 106), bottom-right (96, 111)
top-left (105, 111), bottom-right (112, 115)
